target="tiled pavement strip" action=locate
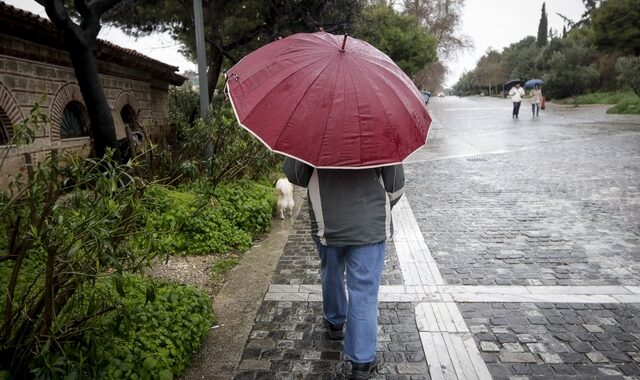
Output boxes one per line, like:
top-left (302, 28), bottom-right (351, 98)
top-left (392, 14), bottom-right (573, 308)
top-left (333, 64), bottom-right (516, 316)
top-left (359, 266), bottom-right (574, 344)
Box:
top-left (262, 197), bottom-right (640, 379)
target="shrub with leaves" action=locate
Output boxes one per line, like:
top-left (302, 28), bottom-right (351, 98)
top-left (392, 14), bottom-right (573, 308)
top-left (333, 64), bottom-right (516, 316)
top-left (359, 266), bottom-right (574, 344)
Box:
top-left (186, 179), bottom-right (277, 237)
top-left (141, 185), bottom-right (251, 255)
top-left (147, 89), bottom-right (280, 186)
top-left (616, 55), bottom-right (640, 97)
top-left (26, 275), bottom-right (213, 380)
top-left (0, 149), bottom-right (150, 377)
top-left (94, 276), bottom-right (213, 380)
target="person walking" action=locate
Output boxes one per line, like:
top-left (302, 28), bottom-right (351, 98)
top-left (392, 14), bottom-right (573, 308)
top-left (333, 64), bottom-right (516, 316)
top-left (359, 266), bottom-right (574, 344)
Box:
top-left (509, 83), bottom-right (525, 118)
top-left (283, 158), bottom-right (404, 380)
top-left (529, 84), bottom-right (543, 117)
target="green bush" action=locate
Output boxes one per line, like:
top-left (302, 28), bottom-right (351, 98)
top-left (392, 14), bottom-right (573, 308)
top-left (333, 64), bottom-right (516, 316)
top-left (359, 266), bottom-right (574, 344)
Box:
top-left (31, 275), bottom-right (214, 380)
top-left (554, 90), bottom-right (640, 114)
top-left (140, 185), bottom-right (251, 256)
top-left (555, 90), bottom-right (636, 105)
top-left (94, 276), bottom-right (214, 380)
top-left (607, 97), bottom-right (640, 114)
top-left (139, 180), bottom-right (276, 256)
top-left (146, 90), bottom-right (280, 186)
top-left (186, 179), bottom-right (277, 237)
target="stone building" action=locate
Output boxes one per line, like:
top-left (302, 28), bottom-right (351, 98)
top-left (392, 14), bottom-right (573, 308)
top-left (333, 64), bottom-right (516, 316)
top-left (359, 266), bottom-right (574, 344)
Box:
top-left (0, 2), bottom-right (185, 187)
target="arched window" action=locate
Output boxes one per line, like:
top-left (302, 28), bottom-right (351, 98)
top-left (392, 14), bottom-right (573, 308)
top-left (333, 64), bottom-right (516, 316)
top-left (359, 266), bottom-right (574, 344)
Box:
top-left (0, 114), bottom-right (9, 145)
top-left (60, 101), bottom-right (89, 139)
top-left (120, 104), bottom-right (138, 131)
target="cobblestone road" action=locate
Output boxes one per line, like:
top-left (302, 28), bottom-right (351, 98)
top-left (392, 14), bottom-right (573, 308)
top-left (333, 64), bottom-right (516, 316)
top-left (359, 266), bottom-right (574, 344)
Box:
top-left (234, 97), bottom-right (640, 379)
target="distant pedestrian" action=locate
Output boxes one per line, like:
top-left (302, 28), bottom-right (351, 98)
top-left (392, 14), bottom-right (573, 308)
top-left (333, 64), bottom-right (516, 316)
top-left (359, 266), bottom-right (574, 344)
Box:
top-left (284, 158), bottom-right (404, 380)
top-left (529, 84), bottom-right (543, 117)
top-left (509, 83), bottom-right (525, 119)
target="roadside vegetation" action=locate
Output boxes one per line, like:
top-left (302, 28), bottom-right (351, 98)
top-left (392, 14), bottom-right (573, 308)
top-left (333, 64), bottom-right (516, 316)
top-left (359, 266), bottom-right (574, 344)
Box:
top-left (454, 0), bottom-right (640, 114)
top-left (0, 90), bottom-right (279, 379)
top-left (554, 90), bottom-right (640, 114)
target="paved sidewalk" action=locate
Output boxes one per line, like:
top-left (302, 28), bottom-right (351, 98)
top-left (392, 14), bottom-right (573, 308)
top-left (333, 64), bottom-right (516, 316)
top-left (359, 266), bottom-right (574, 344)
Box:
top-left (230, 98), bottom-right (640, 379)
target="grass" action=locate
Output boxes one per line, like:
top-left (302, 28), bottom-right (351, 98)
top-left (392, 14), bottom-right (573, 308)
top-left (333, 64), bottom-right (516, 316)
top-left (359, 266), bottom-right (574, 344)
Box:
top-left (555, 91), bottom-right (640, 114)
top-left (210, 255), bottom-right (241, 286)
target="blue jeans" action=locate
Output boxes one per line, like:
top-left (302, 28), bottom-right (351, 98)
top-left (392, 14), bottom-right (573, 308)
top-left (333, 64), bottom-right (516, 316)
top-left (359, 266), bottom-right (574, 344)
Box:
top-left (316, 241), bottom-right (386, 363)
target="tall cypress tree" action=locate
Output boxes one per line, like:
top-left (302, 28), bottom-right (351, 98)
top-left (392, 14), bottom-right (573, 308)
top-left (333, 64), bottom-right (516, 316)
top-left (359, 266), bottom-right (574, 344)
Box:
top-left (537, 2), bottom-right (548, 46)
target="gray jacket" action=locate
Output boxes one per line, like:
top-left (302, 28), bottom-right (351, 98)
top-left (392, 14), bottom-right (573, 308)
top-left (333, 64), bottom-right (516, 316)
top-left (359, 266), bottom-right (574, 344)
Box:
top-left (283, 158), bottom-right (405, 246)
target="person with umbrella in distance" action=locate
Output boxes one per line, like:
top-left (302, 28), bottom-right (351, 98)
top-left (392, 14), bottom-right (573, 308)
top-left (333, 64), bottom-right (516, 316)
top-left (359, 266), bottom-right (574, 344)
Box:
top-left (529, 84), bottom-right (543, 117)
top-left (509, 82), bottom-right (525, 118)
top-left (525, 79), bottom-right (544, 118)
top-left (225, 32), bottom-right (431, 379)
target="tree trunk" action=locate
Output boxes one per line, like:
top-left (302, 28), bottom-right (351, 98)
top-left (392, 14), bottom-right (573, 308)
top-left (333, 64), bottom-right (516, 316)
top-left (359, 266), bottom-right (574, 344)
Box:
top-left (66, 42), bottom-right (119, 159)
top-left (207, 47), bottom-right (224, 102)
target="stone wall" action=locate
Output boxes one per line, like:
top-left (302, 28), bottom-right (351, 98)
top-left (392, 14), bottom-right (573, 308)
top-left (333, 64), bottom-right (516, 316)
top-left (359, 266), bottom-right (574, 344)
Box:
top-left (0, 35), bottom-right (172, 188)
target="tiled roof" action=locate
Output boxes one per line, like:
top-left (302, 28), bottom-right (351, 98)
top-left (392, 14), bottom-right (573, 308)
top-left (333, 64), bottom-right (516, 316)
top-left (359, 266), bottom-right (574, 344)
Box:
top-left (0, 1), bottom-right (185, 85)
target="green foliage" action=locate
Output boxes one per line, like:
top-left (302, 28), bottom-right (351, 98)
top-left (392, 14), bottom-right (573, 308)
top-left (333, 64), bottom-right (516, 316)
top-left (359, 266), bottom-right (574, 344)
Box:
top-left (0, 146), bottom-right (149, 377)
top-left (205, 99), bottom-right (281, 186)
top-left (592, 0), bottom-right (640, 55)
top-left (186, 179), bottom-right (277, 237)
top-left (354, 3), bottom-right (438, 78)
top-left (472, 49), bottom-right (505, 95)
top-left (139, 180), bottom-right (276, 256)
top-left (93, 276), bottom-right (214, 380)
top-left (538, 37), bottom-right (599, 100)
top-left (616, 56), bottom-right (640, 97)
top-left (106, 0), bottom-right (366, 93)
top-left (502, 37), bottom-right (540, 80)
top-left (553, 91), bottom-right (640, 114)
top-left (537, 2), bottom-right (548, 47)
top-left (148, 89), bottom-right (280, 186)
top-left (31, 275), bottom-right (214, 379)
top-left (555, 90), bottom-right (636, 105)
top-left (606, 97), bottom-right (640, 114)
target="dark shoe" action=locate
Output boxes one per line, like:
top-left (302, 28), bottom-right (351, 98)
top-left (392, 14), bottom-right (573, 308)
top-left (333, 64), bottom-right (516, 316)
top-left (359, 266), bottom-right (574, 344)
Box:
top-left (323, 318), bottom-right (344, 340)
top-left (350, 358), bottom-right (378, 379)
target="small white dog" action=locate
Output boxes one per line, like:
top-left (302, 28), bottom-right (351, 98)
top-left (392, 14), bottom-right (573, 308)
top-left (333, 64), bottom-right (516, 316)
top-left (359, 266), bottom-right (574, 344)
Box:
top-left (275, 178), bottom-right (294, 219)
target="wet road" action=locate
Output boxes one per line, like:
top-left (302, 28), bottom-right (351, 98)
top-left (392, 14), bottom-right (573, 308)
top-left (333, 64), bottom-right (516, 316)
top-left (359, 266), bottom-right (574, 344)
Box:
top-left (405, 95), bottom-right (640, 286)
top-left (408, 96), bottom-right (640, 163)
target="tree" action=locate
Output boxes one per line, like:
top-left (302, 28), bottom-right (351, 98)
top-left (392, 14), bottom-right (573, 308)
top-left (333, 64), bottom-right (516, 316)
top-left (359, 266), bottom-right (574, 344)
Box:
top-left (401, 0), bottom-right (472, 59)
top-left (580, 0), bottom-right (603, 24)
top-left (473, 49), bottom-right (506, 95)
top-left (354, 4), bottom-right (437, 78)
top-left (38, 0), bottom-right (123, 159)
top-left (106, 1), bottom-right (365, 102)
top-left (616, 56), bottom-right (640, 97)
top-left (539, 37), bottom-right (599, 101)
top-left (592, 0), bottom-right (640, 55)
top-left (414, 61), bottom-right (446, 92)
top-left (501, 36), bottom-right (540, 80)
top-left (537, 2), bottom-right (548, 46)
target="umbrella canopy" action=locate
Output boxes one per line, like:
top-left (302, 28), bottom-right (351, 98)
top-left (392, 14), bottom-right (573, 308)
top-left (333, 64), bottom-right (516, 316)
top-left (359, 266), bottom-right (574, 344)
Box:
top-left (524, 79), bottom-right (544, 88)
top-left (225, 32), bottom-right (431, 169)
top-left (503, 79), bottom-right (522, 87)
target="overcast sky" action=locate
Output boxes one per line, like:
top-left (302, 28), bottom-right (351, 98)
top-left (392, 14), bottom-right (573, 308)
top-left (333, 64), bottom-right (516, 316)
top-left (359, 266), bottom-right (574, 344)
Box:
top-left (7, 0), bottom-right (586, 86)
top-left (447, 0), bottom-right (586, 86)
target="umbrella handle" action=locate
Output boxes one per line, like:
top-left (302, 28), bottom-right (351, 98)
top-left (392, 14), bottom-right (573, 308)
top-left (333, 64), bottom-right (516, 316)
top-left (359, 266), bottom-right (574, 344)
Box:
top-left (340, 35), bottom-right (348, 52)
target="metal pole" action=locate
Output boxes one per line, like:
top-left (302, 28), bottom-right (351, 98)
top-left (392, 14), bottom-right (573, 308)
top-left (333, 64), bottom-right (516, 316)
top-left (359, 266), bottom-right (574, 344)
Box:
top-left (193, 0), bottom-right (213, 160)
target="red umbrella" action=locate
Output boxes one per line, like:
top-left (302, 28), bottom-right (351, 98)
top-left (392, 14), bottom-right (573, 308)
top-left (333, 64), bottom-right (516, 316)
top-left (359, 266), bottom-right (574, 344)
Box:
top-left (225, 32), bottom-right (431, 169)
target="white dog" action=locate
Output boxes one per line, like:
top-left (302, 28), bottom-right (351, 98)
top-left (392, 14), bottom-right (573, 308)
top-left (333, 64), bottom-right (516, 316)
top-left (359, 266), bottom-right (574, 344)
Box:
top-left (275, 178), bottom-right (294, 219)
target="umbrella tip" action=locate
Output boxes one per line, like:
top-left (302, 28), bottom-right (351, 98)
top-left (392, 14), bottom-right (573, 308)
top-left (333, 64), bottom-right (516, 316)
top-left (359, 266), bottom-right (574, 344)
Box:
top-left (340, 34), bottom-right (348, 52)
